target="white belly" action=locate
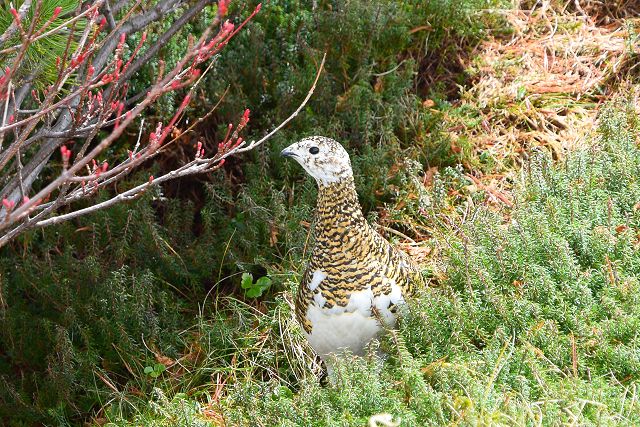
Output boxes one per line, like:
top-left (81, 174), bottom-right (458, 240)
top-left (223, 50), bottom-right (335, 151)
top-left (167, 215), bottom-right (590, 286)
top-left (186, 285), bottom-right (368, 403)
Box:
top-left (304, 304), bottom-right (384, 359)
top-left (303, 284), bottom-right (404, 360)
top-left (302, 266), bottom-right (406, 362)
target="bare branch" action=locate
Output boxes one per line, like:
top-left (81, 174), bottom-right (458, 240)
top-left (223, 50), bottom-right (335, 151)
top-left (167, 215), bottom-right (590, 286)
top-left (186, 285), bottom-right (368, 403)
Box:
top-left (119, 0), bottom-right (214, 85)
top-left (28, 54), bottom-right (326, 231)
top-left (0, 1), bottom-right (268, 247)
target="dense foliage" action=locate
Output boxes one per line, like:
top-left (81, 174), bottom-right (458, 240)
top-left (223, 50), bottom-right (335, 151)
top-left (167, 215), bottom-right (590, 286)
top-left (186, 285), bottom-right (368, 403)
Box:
top-left (113, 97), bottom-right (640, 427)
top-left (0, 0), bottom-right (503, 423)
top-left (3, 0), bottom-right (639, 426)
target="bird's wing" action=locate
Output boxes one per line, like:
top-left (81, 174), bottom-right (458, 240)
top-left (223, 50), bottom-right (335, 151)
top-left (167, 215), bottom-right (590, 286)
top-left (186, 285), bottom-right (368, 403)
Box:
top-left (372, 232), bottom-right (424, 297)
top-left (295, 265), bottom-right (316, 332)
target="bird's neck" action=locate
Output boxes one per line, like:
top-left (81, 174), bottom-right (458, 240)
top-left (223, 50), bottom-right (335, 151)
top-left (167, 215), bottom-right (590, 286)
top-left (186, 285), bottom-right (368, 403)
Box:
top-left (315, 177), bottom-right (367, 229)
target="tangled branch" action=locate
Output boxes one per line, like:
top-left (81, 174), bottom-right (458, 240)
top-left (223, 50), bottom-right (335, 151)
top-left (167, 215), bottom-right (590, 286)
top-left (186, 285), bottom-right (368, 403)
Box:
top-left (0, 1), bottom-right (325, 248)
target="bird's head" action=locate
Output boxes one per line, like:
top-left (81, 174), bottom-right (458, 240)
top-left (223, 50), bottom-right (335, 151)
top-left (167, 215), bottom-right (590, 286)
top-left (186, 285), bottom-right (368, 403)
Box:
top-left (280, 136), bottom-right (353, 186)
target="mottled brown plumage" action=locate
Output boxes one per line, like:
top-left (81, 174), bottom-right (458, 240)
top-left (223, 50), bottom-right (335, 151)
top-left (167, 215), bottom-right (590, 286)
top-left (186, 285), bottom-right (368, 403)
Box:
top-left (295, 176), bottom-right (422, 331)
top-left (281, 136), bottom-right (423, 366)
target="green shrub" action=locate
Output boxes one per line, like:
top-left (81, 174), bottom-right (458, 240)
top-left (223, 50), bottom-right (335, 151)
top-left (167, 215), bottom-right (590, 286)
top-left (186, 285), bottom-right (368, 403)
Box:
top-left (1, 0), bottom-right (510, 424)
top-left (105, 98), bottom-right (640, 426)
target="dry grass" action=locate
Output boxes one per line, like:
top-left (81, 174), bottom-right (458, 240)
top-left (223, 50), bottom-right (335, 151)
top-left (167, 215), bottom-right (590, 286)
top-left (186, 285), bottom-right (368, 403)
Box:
top-left (442, 2), bottom-right (639, 196)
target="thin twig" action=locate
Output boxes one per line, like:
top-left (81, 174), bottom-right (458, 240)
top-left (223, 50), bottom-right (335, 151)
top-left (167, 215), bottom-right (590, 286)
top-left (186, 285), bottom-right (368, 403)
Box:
top-left (31, 54), bottom-right (326, 230)
top-left (233, 53), bottom-right (326, 155)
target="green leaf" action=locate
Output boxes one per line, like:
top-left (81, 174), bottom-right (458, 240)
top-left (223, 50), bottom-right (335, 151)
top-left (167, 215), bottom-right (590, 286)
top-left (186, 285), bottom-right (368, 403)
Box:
top-left (246, 287), bottom-right (261, 298)
top-left (272, 385), bottom-right (293, 399)
top-left (255, 277), bottom-right (272, 290)
top-left (241, 272), bottom-right (253, 289)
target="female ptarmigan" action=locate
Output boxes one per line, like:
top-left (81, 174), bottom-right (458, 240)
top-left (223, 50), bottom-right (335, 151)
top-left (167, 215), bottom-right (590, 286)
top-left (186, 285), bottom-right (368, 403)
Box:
top-left (281, 136), bottom-right (423, 372)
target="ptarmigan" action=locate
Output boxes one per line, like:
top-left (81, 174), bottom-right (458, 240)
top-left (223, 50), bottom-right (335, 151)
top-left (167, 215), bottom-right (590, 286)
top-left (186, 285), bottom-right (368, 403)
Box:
top-left (281, 136), bottom-right (423, 373)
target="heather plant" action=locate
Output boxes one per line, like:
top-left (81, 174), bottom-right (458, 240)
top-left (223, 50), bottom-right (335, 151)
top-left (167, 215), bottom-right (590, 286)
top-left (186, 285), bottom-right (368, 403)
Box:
top-left (10, 1), bottom-right (637, 426)
top-left (0, 1), bottom-right (505, 422)
top-left (108, 98), bottom-right (640, 427)
top-left (203, 0), bottom-right (507, 162)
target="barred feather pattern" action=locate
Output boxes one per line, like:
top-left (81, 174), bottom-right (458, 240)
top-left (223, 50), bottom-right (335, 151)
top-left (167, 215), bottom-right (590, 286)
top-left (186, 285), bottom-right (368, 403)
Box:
top-left (295, 176), bottom-right (423, 339)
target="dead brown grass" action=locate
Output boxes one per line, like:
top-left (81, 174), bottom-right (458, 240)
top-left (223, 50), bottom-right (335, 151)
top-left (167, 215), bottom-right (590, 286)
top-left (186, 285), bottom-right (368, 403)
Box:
top-left (445, 2), bottom-right (639, 195)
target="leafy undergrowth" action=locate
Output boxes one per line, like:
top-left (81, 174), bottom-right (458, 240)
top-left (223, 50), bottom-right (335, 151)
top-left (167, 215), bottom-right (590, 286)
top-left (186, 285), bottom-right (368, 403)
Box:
top-left (80, 3), bottom-right (640, 425)
top-left (2, 2), bottom-right (640, 425)
top-left (103, 98), bottom-right (640, 426)
top-left (1, 1), bottom-right (509, 424)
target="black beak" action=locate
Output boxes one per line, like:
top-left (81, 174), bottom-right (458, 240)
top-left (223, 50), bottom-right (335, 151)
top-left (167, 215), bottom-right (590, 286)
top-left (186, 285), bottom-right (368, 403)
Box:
top-left (280, 148), bottom-right (296, 158)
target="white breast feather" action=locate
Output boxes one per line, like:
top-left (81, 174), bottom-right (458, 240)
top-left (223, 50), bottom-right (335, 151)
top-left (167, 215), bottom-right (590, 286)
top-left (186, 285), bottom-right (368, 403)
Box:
top-left (308, 270), bottom-right (326, 291)
top-left (305, 279), bottom-right (405, 360)
top-left (345, 287), bottom-right (374, 314)
top-left (305, 304), bottom-right (380, 358)
top-left (373, 281), bottom-right (404, 325)
top-left (313, 291), bottom-right (326, 307)
top-left (303, 257), bottom-right (409, 362)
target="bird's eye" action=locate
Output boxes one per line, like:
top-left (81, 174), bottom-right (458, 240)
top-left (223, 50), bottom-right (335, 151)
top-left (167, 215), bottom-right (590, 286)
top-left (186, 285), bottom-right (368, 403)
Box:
top-left (309, 147), bottom-right (319, 155)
